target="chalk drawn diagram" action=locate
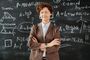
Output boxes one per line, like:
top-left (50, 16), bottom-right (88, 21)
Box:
top-left (0, 25), bottom-right (16, 36)
top-left (0, 12), bottom-right (16, 22)
top-left (0, 12), bottom-right (16, 36)
top-left (17, 22), bottom-right (32, 33)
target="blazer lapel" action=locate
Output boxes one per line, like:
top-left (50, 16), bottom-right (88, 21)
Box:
top-left (38, 22), bottom-right (53, 42)
top-left (38, 23), bottom-right (44, 41)
top-left (45, 23), bottom-right (53, 39)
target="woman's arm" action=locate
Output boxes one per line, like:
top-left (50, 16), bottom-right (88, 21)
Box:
top-left (46, 26), bottom-right (61, 53)
top-left (27, 25), bottom-right (46, 51)
top-left (27, 25), bottom-right (41, 50)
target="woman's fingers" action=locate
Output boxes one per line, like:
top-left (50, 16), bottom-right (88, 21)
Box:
top-left (52, 39), bottom-right (60, 45)
top-left (32, 37), bottom-right (38, 42)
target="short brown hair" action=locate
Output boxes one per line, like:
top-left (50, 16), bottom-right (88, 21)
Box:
top-left (36, 2), bottom-right (53, 14)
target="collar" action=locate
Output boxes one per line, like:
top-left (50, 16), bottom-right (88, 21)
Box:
top-left (42, 22), bottom-right (50, 28)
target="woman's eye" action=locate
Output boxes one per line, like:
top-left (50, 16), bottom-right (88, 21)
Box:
top-left (40, 12), bottom-right (43, 14)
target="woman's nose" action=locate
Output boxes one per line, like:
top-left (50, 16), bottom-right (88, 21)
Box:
top-left (42, 12), bottom-right (46, 15)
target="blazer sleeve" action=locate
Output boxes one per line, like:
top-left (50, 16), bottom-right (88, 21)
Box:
top-left (27, 25), bottom-right (41, 50)
top-left (46, 26), bottom-right (61, 53)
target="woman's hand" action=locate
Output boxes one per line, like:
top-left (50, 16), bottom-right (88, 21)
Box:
top-left (32, 37), bottom-right (38, 42)
top-left (32, 37), bottom-right (46, 51)
top-left (39, 43), bottom-right (46, 51)
top-left (47, 39), bottom-right (60, 47)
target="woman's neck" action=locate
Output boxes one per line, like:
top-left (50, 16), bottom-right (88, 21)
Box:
top-left (42, 21), bottom-right (50, 24)
top-left (42, 19), bottom-right (50, 24)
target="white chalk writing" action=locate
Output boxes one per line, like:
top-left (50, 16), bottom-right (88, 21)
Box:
top-left (4, 39), bottom-right (12, 47)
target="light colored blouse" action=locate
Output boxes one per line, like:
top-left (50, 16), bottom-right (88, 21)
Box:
top-left (41, 22), bottom-right (50, 57)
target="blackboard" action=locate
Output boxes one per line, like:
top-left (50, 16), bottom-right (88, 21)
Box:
top-left (0, 0), bottom-right (90, 60)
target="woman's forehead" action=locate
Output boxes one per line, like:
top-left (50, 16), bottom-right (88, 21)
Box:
top-left (40, 7), bottom-right (50, 11)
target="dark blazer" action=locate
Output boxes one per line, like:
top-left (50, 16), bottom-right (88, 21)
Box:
top-left (27, 22), bottom-right (61, 60)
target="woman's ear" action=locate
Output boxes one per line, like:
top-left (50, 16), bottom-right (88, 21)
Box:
top-left (50, 14), bottom-right (54, 19)
top-left (39, 15), bottom-right (42, 19)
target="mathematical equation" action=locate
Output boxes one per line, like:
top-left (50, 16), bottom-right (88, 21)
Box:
top-left (1, 0), bottom-right (90, 19)
top-left (16, 0), bottom-right (61, 8)
top-left (0, 21), bottom-right (89, 35)
top-left (15, 0), bottom-right (80, 8)
top-left (55, 11), bottom-right (90, 17)
top-left (0, 0), bottom-right (90, 51)
top-left (61, 37), bottom-right (90, 45)
top-left (1, 37), bottom-right (28, 50)
top-left (62, 0), bottom-right (80, 6)
top-left (59, 24), bottom-right (90, 33)
top-left (19, 10), bottom-right (32, 18)
top-left (2, 36), bottom-right (90, 50)
top-left (17, 22), bottom-right (32, 33)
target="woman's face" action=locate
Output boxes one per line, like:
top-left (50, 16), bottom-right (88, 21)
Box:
top-left (39, 7), bottom-right (52, 23)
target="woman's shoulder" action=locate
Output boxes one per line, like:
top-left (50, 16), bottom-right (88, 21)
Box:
top-left (32, 22), bottom-right (41, 29)
top-left (51, 22), bottom-right (59, 27)
top-left (51, 22), bottom-right (60, 31)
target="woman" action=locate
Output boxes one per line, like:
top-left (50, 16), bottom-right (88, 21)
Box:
top-left (27, 2), bottom-right (61, 60)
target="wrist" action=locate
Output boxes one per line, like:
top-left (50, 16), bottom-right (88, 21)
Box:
top-left (45, 43), bottom-right (50, 48)
top-left (45, 43), bottom-right (48, 48)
